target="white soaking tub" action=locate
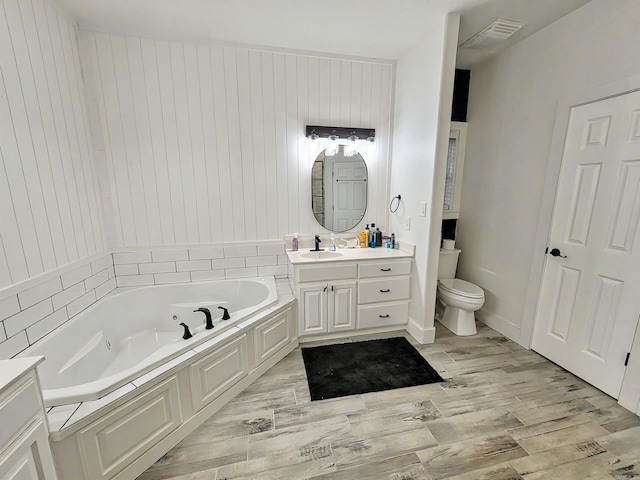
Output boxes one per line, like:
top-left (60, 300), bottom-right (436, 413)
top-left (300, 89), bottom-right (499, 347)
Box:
top-left (21, 277), bottom-right (277, 407)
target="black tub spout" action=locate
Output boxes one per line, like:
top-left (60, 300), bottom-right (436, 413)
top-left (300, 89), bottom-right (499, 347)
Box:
top-left (194, 307), bottom-right (214, 329)
top-left (180, 322), bottom-right (193, 339)
top-left (218, 306), bottom-right (230, 320)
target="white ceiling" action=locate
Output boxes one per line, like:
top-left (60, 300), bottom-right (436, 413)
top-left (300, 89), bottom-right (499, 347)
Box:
top-left (52, 0), bottom-right (592, 66)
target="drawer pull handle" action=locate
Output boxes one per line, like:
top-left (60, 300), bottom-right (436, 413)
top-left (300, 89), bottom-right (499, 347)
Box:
top-left (380, 289), bottom-right (390, 293)
top-left (380, 268), bottom-right (392, 272)
top-left (379, 314), bottom-right (390, 318)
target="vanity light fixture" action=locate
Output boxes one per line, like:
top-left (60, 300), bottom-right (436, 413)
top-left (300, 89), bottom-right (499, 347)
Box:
top-left (305, 125), bottom-right (376, 143)
top-left (325, 131), bottom-right (340, 156)
top-left (344, 131), bottom-right (358, 157)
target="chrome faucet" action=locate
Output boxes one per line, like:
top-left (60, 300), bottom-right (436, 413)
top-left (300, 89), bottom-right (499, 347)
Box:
top-left (311, 234), bottom-right (323, 252)
top-left (194, 307), bottom-right (214, 329)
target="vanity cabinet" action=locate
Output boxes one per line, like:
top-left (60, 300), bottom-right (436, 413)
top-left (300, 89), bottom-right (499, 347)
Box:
top-left (0, 357), bottom-right (57, 480)
top-left (292, 256), bottom-right (411, 339)
top-left (298, 280), bottom-right (357, 335)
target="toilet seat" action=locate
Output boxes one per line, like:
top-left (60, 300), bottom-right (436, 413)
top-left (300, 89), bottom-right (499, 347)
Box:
top-left (438, 278), bottom-right (484, 299)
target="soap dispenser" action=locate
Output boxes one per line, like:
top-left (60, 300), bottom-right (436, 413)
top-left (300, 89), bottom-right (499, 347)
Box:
top-left (329, 233), bottom-right (336, 251)
top-left (292, 233), bottom-right (299, 252)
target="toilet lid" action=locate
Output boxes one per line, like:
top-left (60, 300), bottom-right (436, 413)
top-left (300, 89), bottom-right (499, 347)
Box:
top-left (438, 278), bottom-right (484, 299)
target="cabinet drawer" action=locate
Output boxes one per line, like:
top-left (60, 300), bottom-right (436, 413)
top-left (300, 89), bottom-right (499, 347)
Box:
top-left (296, 263), bottom-right (357, 283)
top-left (358, 260), bottom-right (411, 278)
top-left (358, 301), bottom-right (409, 329)
top-left (358, 277), bottom-right (410, 304)
top-left (78, 375), bottom-right (182, 480)
top-left (189, 334), bottom-right (249, 411)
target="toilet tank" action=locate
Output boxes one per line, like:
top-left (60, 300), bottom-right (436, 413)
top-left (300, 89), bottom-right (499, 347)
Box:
top-left (438, 248), bottom-right (460, 280)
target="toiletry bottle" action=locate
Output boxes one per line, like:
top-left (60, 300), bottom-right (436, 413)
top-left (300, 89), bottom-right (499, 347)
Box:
top-left (391, 233), bottom-right (395, 249)
top-left (292, 233), bottom-right (299, 251)
top-left (375, 227), bottom-right (382, 247)
top-left (329, 233), bottom-right (336, 251)
top-left (370, 223), bottom-right (376, 248)
top-left (361, 224), bottom-right (369, 248)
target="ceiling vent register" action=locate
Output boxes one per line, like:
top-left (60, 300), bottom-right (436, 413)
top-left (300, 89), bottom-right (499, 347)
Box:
top-left (459, 19), bottom-right (525, 49)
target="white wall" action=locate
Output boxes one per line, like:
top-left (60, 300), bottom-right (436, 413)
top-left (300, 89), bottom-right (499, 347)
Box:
top-left (458, 0), bottom-right (640, 346)
top-left (81, 31), bottom-right (394, 247)
top-left (0, 0), bottom-right (106, 291)
top-left (389, 14), bottom-right (459, 343)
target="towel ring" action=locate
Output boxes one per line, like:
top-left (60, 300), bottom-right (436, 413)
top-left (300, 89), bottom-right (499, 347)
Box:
top-left (389, 195), bottom-right (401, 213)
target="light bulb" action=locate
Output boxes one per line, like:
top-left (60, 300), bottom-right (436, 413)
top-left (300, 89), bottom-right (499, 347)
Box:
top-left (325, 133), bottom-right (339, 156)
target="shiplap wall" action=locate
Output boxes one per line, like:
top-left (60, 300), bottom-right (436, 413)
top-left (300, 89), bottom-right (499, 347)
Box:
top-left (83, 31), bottom-right (394, 247)
top-left (0, 0), bottom-right (106, 290)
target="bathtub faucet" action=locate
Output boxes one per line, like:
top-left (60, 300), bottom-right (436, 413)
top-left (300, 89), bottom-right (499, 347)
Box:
top-left (193, 308), bottom-right (214, 329)
top-left (180, 322), bottom-right (193, 339)
top-left (218, 306), bottom-right (230, 320)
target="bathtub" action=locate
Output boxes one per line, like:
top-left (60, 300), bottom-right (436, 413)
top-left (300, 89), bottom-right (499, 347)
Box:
top-left (21, 276), bottom-right (277, 407)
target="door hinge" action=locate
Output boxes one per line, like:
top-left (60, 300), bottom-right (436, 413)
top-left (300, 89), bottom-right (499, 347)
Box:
top-left (625, 352), bottom-right (631, 366)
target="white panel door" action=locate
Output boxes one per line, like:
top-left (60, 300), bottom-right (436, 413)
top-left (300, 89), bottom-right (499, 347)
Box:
top-left (532, 90), bottom-right (640, 398)
top-left (332, 161), bottom-right (367, 232)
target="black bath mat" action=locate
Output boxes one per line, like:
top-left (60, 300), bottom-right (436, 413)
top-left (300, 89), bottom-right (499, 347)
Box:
top-left (301, 337), bottom-right (444, 401)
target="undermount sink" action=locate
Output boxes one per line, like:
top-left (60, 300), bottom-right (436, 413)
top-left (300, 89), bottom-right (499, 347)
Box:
top-left (300, 251), bottom-right (343, 259)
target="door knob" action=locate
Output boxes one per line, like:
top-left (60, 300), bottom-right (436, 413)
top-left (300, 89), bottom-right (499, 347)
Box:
top-left (547, 248), bottom-right (567, 258)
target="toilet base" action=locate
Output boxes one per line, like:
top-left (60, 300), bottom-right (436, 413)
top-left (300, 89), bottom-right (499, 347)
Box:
top-left (436, 303), bottom-right (477, 336)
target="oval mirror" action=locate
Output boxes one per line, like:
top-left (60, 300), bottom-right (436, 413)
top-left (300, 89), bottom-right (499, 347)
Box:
top-left (311, 145), bottom-right (368, 232)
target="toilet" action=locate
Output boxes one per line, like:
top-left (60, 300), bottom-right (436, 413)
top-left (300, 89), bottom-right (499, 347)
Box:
top-left (436, 247), bottom-right (484, 336)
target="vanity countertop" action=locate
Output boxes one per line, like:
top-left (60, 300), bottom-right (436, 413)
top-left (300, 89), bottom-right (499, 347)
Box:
top-left (286, 245), bottom-right (413, 264)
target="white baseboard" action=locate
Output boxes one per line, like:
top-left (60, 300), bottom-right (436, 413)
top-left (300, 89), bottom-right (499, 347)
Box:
top-left (475, 309), bottom-right (525, 347)
top-left (406, 317), bottom-right (435, 344)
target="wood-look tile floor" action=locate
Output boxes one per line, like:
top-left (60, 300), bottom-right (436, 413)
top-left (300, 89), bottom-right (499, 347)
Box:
top-left (138, 324), bottom-right (640, 480)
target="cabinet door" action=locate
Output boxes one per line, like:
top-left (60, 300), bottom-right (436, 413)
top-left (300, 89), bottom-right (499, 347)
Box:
top-left (297, 283), bottom-right (327, 335)
top-left (328, 281), bottom-right (357, 332)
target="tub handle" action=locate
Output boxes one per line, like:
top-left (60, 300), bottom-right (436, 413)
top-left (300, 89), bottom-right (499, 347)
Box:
top-left (194, 308), bottom-right (214, 329)
top-left (218, 306), bottom-right (231, 321)
top-left (180, 322), bottom-right (193, 339)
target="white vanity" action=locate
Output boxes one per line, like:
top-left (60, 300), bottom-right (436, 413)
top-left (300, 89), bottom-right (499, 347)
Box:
top-left (0, 357), bottom-right (57, 479)
top-left (287, 246), bottom-right (413, 341)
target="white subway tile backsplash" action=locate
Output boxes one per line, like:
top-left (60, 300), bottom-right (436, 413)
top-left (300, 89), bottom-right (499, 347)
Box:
top-left (225, 267), bottom-right (258, 279)
top-left (154, 272), bottom-right (190, 284)
top-left (113, 251), bottom-right (152, 264)
top-left (224, 246), bottom-right (257, 258)
top-left (67, 291), bottom-right (97, 318)
top-left (139, 262), bottom-right (176, 275)
top-left (246, 256), bottom-right (278, 267)
top-left (257, 244), bottom-right (285, 256)
top-left (188, 247), bottom-right (224, 260)
top-left (52, 283), bottom-right (86, 311)
top-left (190, 270), bottom-right (225, 282)
top-left (61, 264), bottom-right (93, 289)
top-left (26, 309), bottom-right (69, 344)
top-left (278, 254), bottom-right (289, 265)
top-left (0, 296), bottom-right (20, 322)
top-left (0, 331), bottom-right (29, 359)
top-left (91, 254), bottom-right (114, 274)
top-left (85, 270), bottom-right (110, 291)
top-left (152, 249), bottom-right (189, 262)
top-left (95, 278), bottom-right (116, 300)
top-left (115, 264), bottom-right (139, 276)
top-left (258, 265), bottom-right (289, 277)
top-left (116, 275), bottom-right (154, 287)
top-left (176, 260), bottom-right (212, 272)
top-left (107, 266), bottom-right (115, 278)
top-left (211, 258), bottom-right (245, 270)
top-left (4, 299), bottom-right (54, 338)
top-left (0, 325), bottom-right (6, 343)
top-left (18, 278), bottom-right (63, 310)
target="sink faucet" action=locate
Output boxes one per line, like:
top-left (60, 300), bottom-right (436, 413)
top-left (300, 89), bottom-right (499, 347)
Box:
top-left (311, 235), bottom-right (323, 252)
top-left (194, 307), bottom-right (214, 329)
